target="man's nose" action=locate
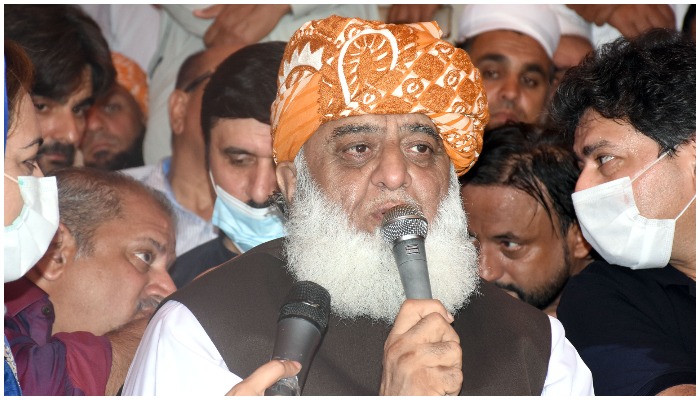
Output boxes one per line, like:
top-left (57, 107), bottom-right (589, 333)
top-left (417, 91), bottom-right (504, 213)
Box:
top-left (85, 107), bottom-right (103, 135)
top-left (52, 112), bottom-right (86, 146)
top-left (478, 247), bottom-right (505, 282)
top-left (574, 169), bottom-right (597, 193)
top-left (145, 268), bottom-right (177, 301)
top-left (498, 76), bottom-right (520, 102)
top-left (371, 142), bottom-right (411, 191)
top-left (250, 160), bottom-right (278, 205)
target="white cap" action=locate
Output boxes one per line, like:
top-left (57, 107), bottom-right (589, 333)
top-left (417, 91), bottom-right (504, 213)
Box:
top-left (550, 4), bottom-right (593, 42)
top-left (458, 4), bottom-right (561, 58)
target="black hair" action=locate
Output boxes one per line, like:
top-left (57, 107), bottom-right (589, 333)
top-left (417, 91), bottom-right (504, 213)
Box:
top-left (200, 41), bottom-right (286, 149)
top-left (549, 28), bottom-right (696, 155)
top-left (460, 123), bottom-right (580, 238)
top-left (5, 5), bottom-right (115, 101)
top-left (682, 4), bottom-right (695, 40)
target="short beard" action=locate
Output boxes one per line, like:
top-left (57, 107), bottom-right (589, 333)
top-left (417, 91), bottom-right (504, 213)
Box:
top-left (283, 151), bottom-right (480, 322)
top-left (495, 244), bottom-right (571, 310)
top-left (85, 126), bottom-right (145, 171)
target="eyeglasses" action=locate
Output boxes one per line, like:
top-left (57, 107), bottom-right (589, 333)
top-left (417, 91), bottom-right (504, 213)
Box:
top-left (182, 71), bottom-right (213, 93)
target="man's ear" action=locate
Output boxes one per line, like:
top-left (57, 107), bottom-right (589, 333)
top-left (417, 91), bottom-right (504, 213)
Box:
top-left (675, 138), bottom-right (696, 189)
top-left (276, 160), bottom-right (297, 203)
top-left (168, 90), bottom-right (189, 137)
top-left (29, 223), bottom-right (78, 283)
top-left (566, 223), bottom-right (592, 261)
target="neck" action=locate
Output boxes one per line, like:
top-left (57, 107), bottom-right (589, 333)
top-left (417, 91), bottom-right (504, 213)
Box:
top-left (168, 142), bottom-right (214, 220)
top-left (222, 236), bottom-right (241, 253)
top-left (670, 203), bottom-right (696, 280)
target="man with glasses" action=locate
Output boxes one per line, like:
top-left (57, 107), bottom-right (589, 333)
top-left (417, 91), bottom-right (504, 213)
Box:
top-left (123, 45), bottom-right (242, 256)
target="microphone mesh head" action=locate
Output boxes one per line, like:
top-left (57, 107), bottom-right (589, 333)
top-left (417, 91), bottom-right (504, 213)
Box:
top-left (380, 204), bottom-right (428, 244)
top-left (279, 281), bottom-right (331, 332)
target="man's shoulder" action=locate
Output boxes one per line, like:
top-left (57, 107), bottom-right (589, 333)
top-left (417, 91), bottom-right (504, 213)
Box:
top-left (170, 236), bottom-right (237, 288)
top-left (571, 260), bottom-right (693, 293)
top-left (120, 163), bottom-right (156, 181)
top-left (4, 278), bottom-right (48, 318)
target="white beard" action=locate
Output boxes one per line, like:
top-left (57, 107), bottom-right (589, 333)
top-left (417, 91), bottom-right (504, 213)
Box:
top-left (283, 152), bottom-right (480, 322)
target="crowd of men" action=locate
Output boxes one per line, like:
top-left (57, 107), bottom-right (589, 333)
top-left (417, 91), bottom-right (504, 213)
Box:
top-left (4, 4), bottom-right (696, 397)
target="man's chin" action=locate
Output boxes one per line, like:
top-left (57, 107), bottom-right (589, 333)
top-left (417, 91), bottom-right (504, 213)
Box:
top-left (38, 156), bottom-right (73, 173)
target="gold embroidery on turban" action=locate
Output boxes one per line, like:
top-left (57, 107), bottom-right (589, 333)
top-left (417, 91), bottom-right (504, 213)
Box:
top-left (271, 15), bottom-right (489, 175)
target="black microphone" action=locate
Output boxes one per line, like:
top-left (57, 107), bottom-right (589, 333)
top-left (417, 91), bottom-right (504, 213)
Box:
top-left (265, 281), bottom-right (331, 396)
top-left (381, 204), bottom-right (432, 299)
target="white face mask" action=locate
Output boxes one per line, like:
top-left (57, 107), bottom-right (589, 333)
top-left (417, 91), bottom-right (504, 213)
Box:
top-left (572, 152), bottom-right (696, 269)
top-left (209, 172), bottom-right (285, 252)
top-left (4, 174), bottom-right (60, 282)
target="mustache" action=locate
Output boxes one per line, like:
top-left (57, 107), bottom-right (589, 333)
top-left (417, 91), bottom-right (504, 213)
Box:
top-left (136, 296), bottom-right (164, 317)
top-left (38, 141), bottom-right (76, 160)
top-left (247, 199), bottom-right (273, 209)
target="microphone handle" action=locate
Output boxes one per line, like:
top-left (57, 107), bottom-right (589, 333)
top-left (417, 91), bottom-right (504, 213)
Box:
top-left (264, 317), bottom-right (322, 396)
top-left (392, 236), bottom-right (432, 299)
top-left (266, 376), bottom-right (300, 396)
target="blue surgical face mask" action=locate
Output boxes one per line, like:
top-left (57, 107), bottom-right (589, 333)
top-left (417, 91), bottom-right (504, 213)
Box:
top-left (210, 172), bottom-right (286, 252)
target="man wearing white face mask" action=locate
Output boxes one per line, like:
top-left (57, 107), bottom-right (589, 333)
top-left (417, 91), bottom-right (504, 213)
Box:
top-left (168, 42), bottom-right (286, 288)
top-left (549, 29), bottom-right (696, 396)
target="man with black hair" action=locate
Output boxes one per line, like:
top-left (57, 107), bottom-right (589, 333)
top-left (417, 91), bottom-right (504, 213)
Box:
top-left (169, 41), bottom-right (287, 288)
top-left (550, 29), bottom-right (696, 396)
top-left (460, 123), bottom-right (592, 317)
top-left (5, 5), bottom-right (115, 173)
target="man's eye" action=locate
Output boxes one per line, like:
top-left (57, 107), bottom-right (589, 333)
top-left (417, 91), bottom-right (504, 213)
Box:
top-left (104, 103), bottom-right (121, 113)
top-left (521, 75), bottom-right (541, 88)
top-left (74, 105), bottom-right (90, 117)
top-left (228, 155), bottom-right (255, 166)
top-left (481, 68), bottom-right (500, 80)
top-left (23, 159), bottom-right (38, 174)
top-left (501, 241), bottom-right (521, 251)
top-left (348, 144), bottom-right (369, 154)
top-left (135, 251), bottom-right (154, 266)
top-left (596, 155), bottom-right (614, 166)
top-left (410, 143), bottom-right (432, 154)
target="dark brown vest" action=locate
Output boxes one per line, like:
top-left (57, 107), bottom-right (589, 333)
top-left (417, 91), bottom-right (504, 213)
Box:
top-left (168, 239), bottom-right (551, 395)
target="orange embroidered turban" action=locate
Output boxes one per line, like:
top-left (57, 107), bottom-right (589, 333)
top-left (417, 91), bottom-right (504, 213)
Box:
top-left (271, 15), bottom-right (489, 175)
top-left (111, 52), bottom-right (149, 117)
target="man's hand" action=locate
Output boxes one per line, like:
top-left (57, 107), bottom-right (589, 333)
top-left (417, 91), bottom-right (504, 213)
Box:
top-left (386, 5), bottom-right (442, 24)
top-left (193, 4), bottom-right (291, 48)
top-left (380, 299), bottom-right (462, 395)
top-left (226, 360), bottom-right (302, 396)
top-left (568, 5), bottom-right (675, 38)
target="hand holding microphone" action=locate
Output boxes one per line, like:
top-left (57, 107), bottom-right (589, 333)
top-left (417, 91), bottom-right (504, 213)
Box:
top-left (379, 204), bottom-right (463, 395)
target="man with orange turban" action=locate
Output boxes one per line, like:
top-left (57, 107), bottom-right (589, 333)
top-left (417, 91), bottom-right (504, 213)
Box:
top-left (124, 16), bottom-right (593, 396)
top-left (80, 52), bottom-right (148, 170)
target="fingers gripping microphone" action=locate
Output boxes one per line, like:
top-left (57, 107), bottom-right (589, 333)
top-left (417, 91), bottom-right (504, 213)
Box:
top-left (381, 204), bottom-right (432, 299)
top-left (265, 281), bottom-right (331, 396)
